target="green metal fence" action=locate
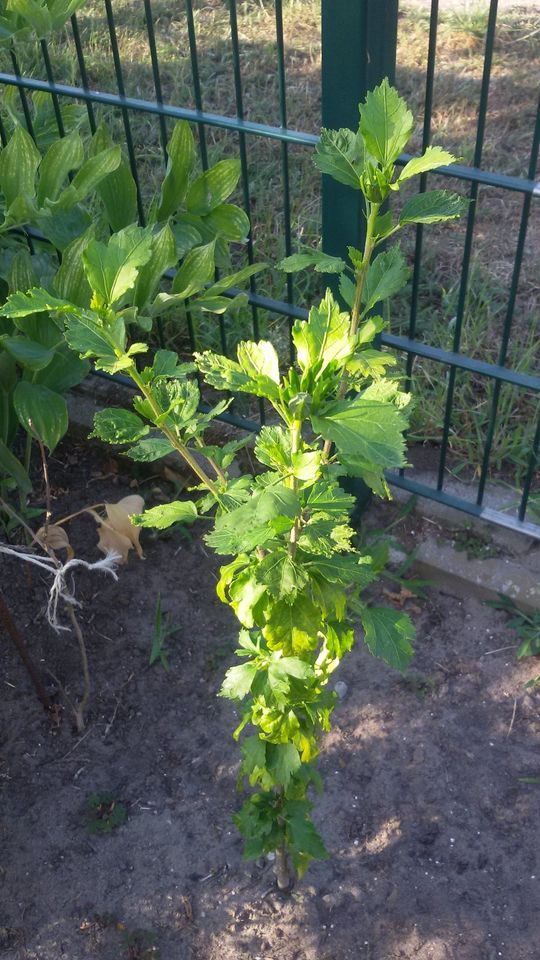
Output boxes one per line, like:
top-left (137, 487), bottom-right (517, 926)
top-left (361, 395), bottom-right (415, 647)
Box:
top-left (0, 0), bottom-right (539, 537)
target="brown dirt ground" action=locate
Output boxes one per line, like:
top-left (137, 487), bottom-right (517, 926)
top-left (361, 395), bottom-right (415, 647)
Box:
top-left (1, 442), bottom-right (540, 960)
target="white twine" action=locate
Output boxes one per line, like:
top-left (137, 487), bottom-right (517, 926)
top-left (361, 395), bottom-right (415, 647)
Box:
top-left (0, 544), bottom-right (119, 631)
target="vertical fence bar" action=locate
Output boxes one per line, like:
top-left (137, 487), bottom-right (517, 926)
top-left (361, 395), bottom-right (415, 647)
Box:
top-left (39, 39), bottom-right (65, 136)
top-left (228, 0), bottom-right (265, 422)
top-left (9, 48), bottom-right (36, 140)
top-left (184, 0), bottom-right (208, 170)
top-left (70, 13), bottom-right (97, 134)
top-left (518, 412), bottom-right (540, 523)
top-left (143, 0), bottom-right (169, 163)
top-left (321, 0), bottom-right (399, 265)
top-left (103, 0), bottom-right (145, 224)
top-left (274, 0), bottom-right (294, 362)
top-left (476, 91), bottom-right (540, 504)
top-left (436, 0), bottom-right (498, 490)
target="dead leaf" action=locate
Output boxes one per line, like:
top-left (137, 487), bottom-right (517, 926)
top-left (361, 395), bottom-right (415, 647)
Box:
top-left (382, 586), bottom-right (417, 607)
top-left (36, 523), bottom-right (74, 559)
top-left (95, 495), bottom-right (144, 564)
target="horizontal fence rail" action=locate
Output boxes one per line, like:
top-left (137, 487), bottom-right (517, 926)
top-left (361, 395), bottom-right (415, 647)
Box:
top-left (0, 0), bottom-right (538, 538)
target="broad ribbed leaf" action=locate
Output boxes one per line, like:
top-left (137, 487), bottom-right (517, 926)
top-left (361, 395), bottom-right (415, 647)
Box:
top-left (53, 227), bottom-right (94, 307)
top-left (57, 145), bottom-right (122, 207)
top-left (186, 159), bottom-right (241, 215)
top-left (37, 130), bottom-right (84, 205)
top-left (399, 189), bottom-right (466, 225)
top-left (90, 124), bottom-right (137, 231)
top-left (13, 380), bottom-right (68, 451)
top-left (204, 203), bottom-right (250, 242)
top-left (359, 78), bottom-right (414, 166)
top-left (279, 250), bottom-right (346, 274)
top-left (171, 240), bottom-right (215, 298)
top-left (157, 120), bottom-right (196, 220)
top-left (0, 125), bottom-right (40, 207)
top-left (34, 343), bottom-right (89, 393)
top-left (133, 223), bottom-right (177, 310)
top-left (0, 437), bottom-right (31, 494)
top-left (1, 336), bottom-right (53, 370)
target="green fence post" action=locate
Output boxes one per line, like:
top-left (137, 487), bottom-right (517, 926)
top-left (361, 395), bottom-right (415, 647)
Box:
top-left (321, 0), bottom-right (399, 262)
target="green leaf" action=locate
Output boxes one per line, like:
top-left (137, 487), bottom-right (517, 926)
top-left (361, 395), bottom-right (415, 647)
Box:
top-left (53, 227), bottom-right (94, 307)
top-left (186, 159), bottom-right (241, 215)
top-left (255, 550), bottom-right (307, 599)
top-left (266, 742), bottom-right (301, 789)
top-left (35, 204), bottom-right (91, 251)
top-left (0, 125), bottom-right (41, 208)
top-left (195, 350), bottom-right (252, 393)
top-left (359, 78), bottom-right (414, 166)
top-left (399, 189), bottom-right (466, 225)
top-left (359, 606), bottom-right (414, 671)
top-left (305, 553), bottom-right (376, 588)
top-left (33, 342), bottom-right (89, 394)
top-left (37, 130), bottom-right (84, 205)
top-left (202, 262), bottom-right (267, 297)
top-left (133, 223), bottom-right (177, 310)
top-left (1, 336), bottom-right (54, 370)
top-left (220, 660), bottom-right (258, 700)
top-left (157, 120), bottom-right (196, 220)
top-left (13, 381), bottom-right (68, 451)
top-left (56, 145), bottom-right (122, 207)
top-left (89, 124), bottom-right (137, 231)
top-left (196, 344), bottom-right (281, 402)
top-left (207, 483), bottom-right (299, 555)
top-left (397, 145), bottom-right (457, 183)
top-left (171, 221), bottom-right (203, 258)
top-left (7, 249), bottom-right (37, 295)
top-left (362, 247), bottom-right (409, 314)
top-left (305, 479), bottom-right (356, 518)
top-left (83, 225), bottom-right (154, 306)
top-left (263, 595), bottom-right (321, 654)
top-left (312, 396), bottom-right (408, 467)
top-left (0, 437), bottom-right (31, 494)
top-left (293, 289), bottom-right (353, 375)
top-left (132, 500), bottom-right (198, 529)
top-left (171, 240), bottom-right (215, 299)
top-left (204, 203), bottom-right (250, 242)
top-left (279, 250), bottom-right (347, 274)
top-left (63, 312), bottom-right (117, 364)
top-left (313, 127), bottom-right (364, 189)
top-left (125, 437), bottom-right (174, 462)
top-left (286, 800), bottom-right (328, 864)
top-left (237, 340), bottom-right (280, 386)
top-left (0, 287), bottom-right (77, 319)
top-left (347, 348), bottom-right (397, 380)
top-left (91, 407), bottom-right (149, 445)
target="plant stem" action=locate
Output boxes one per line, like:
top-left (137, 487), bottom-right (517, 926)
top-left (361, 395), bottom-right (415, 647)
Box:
top-left (0, 591), bottom-right (52, 712)
top-left (288, 419), bottom-right (302, 558)
top-left (275, 843), bottom-right (291, 891)
top-left (322, 201), bottom-right (380, 461)
top-left (127, 364), bottom-right (221, 497)
top-left (66, 604), bottom-right (90, 734)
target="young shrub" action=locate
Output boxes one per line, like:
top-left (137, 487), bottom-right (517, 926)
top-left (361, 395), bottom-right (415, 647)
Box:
top-left (2, 80), bottom-right (465, 886)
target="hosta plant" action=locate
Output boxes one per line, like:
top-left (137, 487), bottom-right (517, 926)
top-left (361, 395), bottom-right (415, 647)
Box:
top-left (1, 80), bottom-right (465, 886)
top-left (0, 116), bottom-right (259, 521)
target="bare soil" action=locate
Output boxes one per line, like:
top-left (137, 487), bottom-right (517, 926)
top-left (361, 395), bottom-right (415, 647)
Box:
top-left (1, 442), bottom-right (540, 960)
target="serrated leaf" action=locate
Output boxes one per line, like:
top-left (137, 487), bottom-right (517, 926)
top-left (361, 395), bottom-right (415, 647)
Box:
top-left (91, 407), bottom-right (149, 445)
top-left (132, 499), bottom-right (198, 529)
top-left (313, 127), bottom-right (364, 189)
top-left (13, 381), bottom-right (68, 451)
top-left (63, 312), bottom-right (118, 364)
top-left (186, 159), bottom-right (240, 215)
top-left (399, 189), bottom-right (466, 225)
top-left (286, 801), bottom-right (328, 866)
top-left (293, 288), bottom-right (353, 376)
top-left (359, 78), bottom-right (414, 166)
top-left (255, 550), bottom-right (307, 599)
top-left (220, 660), bottom-right (258, 700)
top-left (237, 339), bottom-right (280, 385)
top-left (279, 250), bottom-right (346, 274)
top-left (305, 479), bottom-right (355, 518)
top-left (305, 553), bottom-right (376, 588)
top-left (266, 742), bottom-right (301, 789)
top-left (397, 145), bottom-right (457, 183)
top-left (362, 247), bottom-right (409, 314)
top-left (0, 287), bottom-right (77, 319)
top-left (157, 120), bottom-right (196, 220)
top-left (263, 595), bottom-right (321, 654)
top-left (359, 606), bottom-right (414, 671)
top-left (83, 225), bottom-right (153, 306)
top-left (312, 396), bottom-right (408, 467)
top-left (125, 437), bottom-right (174, 462)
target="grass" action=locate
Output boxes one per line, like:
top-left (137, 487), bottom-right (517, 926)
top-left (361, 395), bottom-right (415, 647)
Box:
top-left (0, 0), bottom-right (538, 491)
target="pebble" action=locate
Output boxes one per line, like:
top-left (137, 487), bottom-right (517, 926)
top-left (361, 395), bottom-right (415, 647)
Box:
top-left (334, 681), bottom-right (348, 700)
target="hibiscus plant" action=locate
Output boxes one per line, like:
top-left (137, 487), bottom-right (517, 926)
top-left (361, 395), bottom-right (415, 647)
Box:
top-left (1, 80), bottom-right (464, 887)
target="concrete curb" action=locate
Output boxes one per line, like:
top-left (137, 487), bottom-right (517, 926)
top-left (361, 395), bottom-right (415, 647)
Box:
top-left (66, 379), bottom-right (540, 614)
